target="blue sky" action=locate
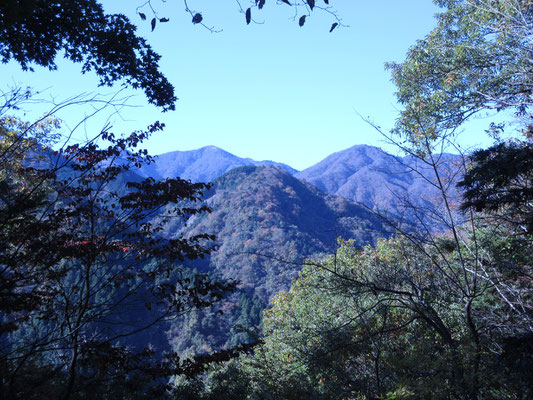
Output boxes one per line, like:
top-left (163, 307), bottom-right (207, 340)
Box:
top-left (2, 1), bottom-right (497, 170)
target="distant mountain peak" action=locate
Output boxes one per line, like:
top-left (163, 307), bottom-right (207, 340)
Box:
top-left (136, 146), bottom-right (298, 183)
top-left (197, 145), bottom-right (228, 154)
top-left (296, 145), bottom-right (461, 232)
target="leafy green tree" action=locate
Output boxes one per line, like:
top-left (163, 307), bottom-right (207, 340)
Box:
top-left (226, 228), bottom-right (532, 399)
top-left (386, 0), bottom-right (533, 150)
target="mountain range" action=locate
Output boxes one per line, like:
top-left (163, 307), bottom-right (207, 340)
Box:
top-left (146, 144), bottom-right (461, 353)
top-left (139, 144), bottom-right (461, 231)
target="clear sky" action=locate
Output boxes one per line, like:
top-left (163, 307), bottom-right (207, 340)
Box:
top-left (2, 1), bottom-right (496, 170)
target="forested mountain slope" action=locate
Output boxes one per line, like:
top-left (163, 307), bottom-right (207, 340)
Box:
top-left (167, 165), bottom-right (389, 354)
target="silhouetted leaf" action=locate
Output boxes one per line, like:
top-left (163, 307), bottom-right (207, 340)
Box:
top-left (151, 17), bottom-right (156, 31)
top-left (139, 12), bottom-right (146, 21)
top-left (308, 0), bottom-right (315, 10)
top-left (246, 8), bottom-right (251, 24)
top-left (281, 0), bottom-right (291, 5)
top-left (329, 22), bottom-right (338, 32)
top-left (324, 0), bottom-right (329, 4)
top-left (159, 17), bottom-right (169, 23)
top-left (192, 13), bottom-right (203, 24)
top-left (258, 0), bottom-right (266, 9)
top-left (299, 15), bottom-right (306, 27)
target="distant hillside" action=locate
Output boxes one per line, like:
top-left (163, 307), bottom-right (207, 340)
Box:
top-left (167, 165), bottom-right (389, 354)
top-left (135, 144), bottom-right (461, 232)
top-left (136, 145), bottom-right (298, 183)
top-left (296, 145), bottom-right (461, 231)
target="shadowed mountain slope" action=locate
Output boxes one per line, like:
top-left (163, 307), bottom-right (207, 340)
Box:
top-left (186, 165), bottom-right (386, 289)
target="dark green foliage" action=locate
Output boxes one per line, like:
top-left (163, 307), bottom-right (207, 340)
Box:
top-left (0, 181), bottom-right (57, 332)
top-left (0, 0), bottom-right (176, 110)
top-left (226, 292), bottom-right (265, 347)
top-left (459, 141), bottom-right (533, 234)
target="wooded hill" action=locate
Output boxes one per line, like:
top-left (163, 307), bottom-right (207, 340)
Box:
top-left (166, 164), bottom-right (388, 354)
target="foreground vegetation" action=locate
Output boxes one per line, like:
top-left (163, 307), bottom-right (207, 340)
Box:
top-left (180, 223), bottom-right (532, 398)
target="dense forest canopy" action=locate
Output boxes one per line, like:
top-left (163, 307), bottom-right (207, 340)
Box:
top-left (1, 0), bottom-right (532, 399)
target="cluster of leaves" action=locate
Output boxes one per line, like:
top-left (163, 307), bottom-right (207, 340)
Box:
top-left (386, 0), bottom-right (533, 151)
top-left (0, 0), bottom-right (176, 110)
top-left (136, 0), bottom-right (342, 33)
